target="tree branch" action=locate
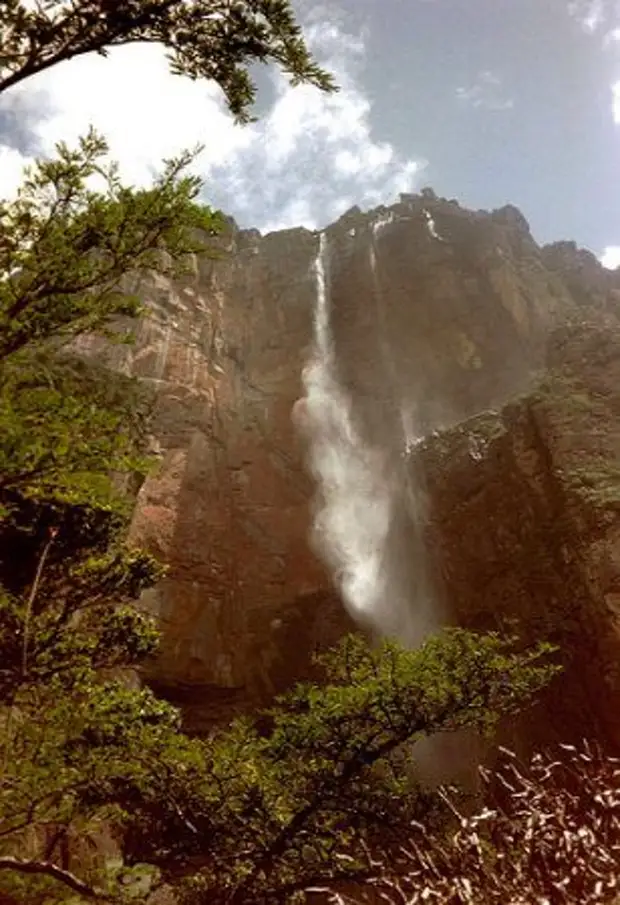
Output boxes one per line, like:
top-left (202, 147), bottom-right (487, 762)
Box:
top-left (0, 0), bottom-right (185, 96)
top-left (0, 855), bottom-right (110, 900)
top-left (22, 526), bottom-right (57, 676)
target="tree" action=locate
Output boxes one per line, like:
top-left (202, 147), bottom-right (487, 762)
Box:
top-left (0, 1), bottom-right (336, 119)
top-left (0, 132), bottom-right (215, 905)
top-left (0, 130), bottom-right (221, 508)
top-left (120, 630), bottom-right (558, 904)
top-left (0, 2), bottom-right (335, 900)
top-left (0, 628), bottom-right (559, 903)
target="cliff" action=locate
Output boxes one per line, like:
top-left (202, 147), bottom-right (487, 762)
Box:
top-left (78, 191), bottom-right (620, 739)
top-left (417, 323), bottom-right (620, 752)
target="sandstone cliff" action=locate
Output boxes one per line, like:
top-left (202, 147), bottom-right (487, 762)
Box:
top-left (417, 323), bottom-right (620, 752)
top-left (80, 191), bottom-right (620, 739)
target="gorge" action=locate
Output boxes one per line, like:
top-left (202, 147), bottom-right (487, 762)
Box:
top-left (83, 190), bottom-right (620, 748)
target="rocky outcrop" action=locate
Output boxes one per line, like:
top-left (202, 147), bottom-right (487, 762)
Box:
top-left (416, 323), bottom-right (620, 751)
top-left (82, 192), bottom-right (620, 735)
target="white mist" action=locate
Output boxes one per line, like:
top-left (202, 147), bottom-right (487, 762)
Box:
top-left (294, 229), bottom-right (435, 643)
top-left (294, 232), bottom-right (395, 633)
top-left (294, 224), bottom-right (476, 789)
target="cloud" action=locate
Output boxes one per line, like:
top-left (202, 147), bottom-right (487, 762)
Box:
top-left (568, 0), bottom-right (607, 33)
top-left (568, 3), bottom-right (620, 123)
top-left (0, 8), bottom-right (423, 232)
top-left (0, 81), bottom-right (50, 156)
top-left (568, 1), bottom-right (620, 47)
top-left (455, 70), bottom-right (514, 111)
top-left (0, 146), bottom-right (32, 200)
top-left (600, 245), bottom-right (620, 268)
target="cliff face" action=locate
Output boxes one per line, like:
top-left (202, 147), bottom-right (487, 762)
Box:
top-left (417, 324), bottom-right (620, 751)
top-left (81, 192), bottom-right (620, 736)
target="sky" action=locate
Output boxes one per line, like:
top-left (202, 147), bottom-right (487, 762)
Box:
top-left (1, 0), bottom-right (620, 264)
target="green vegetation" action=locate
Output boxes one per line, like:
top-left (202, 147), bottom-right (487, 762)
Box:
top-left (0, 612), bottom-right (558, 903)
top-left (0, 1), bottom-right (336, 123)
top-left (0, 129), bottom-right (219, 514)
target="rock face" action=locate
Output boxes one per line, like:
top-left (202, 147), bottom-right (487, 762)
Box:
top-left (86, 191), bottom-right (620, 738)
top-left (416, 324), bottom-right (620, 752)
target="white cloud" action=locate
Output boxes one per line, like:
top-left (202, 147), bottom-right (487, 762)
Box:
top-left (612, 80), bottom-right (620, 122)
top-left (0, 146), bottom-right (31, 200)
top-left (568, 2), bottom-right (620, 52)
top-left (0, 9), bottom-right (423, 232)
top-left (600, 245), bottom-right (620, 268)
top-left (568, 0), bottom-right (607, 33)
top-left (604, 26), bottom-right (620, 43)
top-left (567, 0), bottom-right (620, 127)
top-left (455, 70), bottom-right (514, 111)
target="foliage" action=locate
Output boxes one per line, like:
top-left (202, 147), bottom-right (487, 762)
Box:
top-left (0, 129), bottom-right (206, 905)
top-left (327, 741), bottom-right (620, 905)
top-left (0, 496), bottom-right (164, 699)
top-left (0, 493), bottom-right (169, 903)
top-left (0, 128), bottom-right (221, 511)
top-left (118, 630), bottom-right (559, 904)
top-left (0, 0), bottom-right (337, 121)
top-left (0, 14), bottom-right (228, 901)
top-left (0, 130), bottom-right (218, 360)
top-left (0, 351), bottom-right (155, 516)
top-left (0, 625), bottom-right (558, 903)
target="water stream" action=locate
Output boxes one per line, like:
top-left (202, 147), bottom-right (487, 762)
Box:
top-left (294, 222), bottom-right (478, 786)
top-left (294, 232), bottom-right (394, 633)
top-left (295, 229), bottom-right (435, 641)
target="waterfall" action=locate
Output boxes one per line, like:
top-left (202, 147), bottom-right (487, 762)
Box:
top-left (295, 225), bottom-right (472, 788)
top-left (367, 220), bottom-right (435, 645)
top-left (294, 226), bottom-right (440, 646)
top-left (369, 219), bottom-right (421, 454)
top-left (294, 232), bottom-right (395, 633)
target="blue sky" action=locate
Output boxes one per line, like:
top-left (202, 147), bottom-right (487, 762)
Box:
top-left (338, 0), bottom-right (620, 254)
top-left (0, 0), bottom-right (619, 260)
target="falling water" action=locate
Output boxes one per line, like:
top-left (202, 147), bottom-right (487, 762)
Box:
top-left (369, 218), bottom-right (421, 454)
top-left (367, 219), bottom-right (436, 646)
top-left (294, 232), bottom-right (396, 633)
top-left (295, 224), bottom-right (475, 788)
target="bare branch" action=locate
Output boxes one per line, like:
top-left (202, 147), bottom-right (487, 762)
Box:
top-left (0, 855), bottom-right (111, 900)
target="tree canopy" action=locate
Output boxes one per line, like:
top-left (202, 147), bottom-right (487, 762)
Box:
top-left (0, 0), bottom-right (336, 119)
top-left (0, 624), bottom-right (559, 903)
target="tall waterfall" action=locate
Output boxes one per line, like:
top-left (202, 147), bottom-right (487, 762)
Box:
top-left (294, 232), bottom-right (395, 633)
top-left (295, 226), bottom-right (475, 786)
top-left (294, 228), bottom-right (440, 645)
